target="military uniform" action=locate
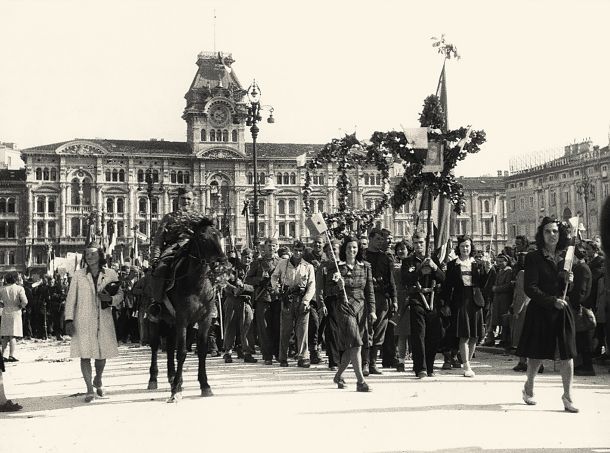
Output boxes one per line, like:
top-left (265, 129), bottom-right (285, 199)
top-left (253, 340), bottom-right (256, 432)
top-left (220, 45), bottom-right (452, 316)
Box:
top-left (149, 208), bottom-right (196, 306)
top-left (401, 253), bottom-right (445, 376)
top-left (363, 249), bottom-right (397, 373)
top-left (303, 248), bottom-right (326, 363)
top-left (245, 255), bottom-right (280, 363)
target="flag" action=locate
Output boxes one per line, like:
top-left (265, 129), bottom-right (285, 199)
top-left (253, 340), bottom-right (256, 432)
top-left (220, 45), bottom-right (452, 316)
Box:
top-left (436, 61), bottom-right (448, 132)
top-left (26, 238), bottom-right (33, 269)
top-left (568, 216), bottom-right (581, 242)
top-left (295, 152), bottom-right (308, 168)
top-left (130, 227), bottom-right (140, 265)
top-left (47, 244), bottom-right (55, 276)
top-left (107, 220), bottom-right (116, 257)
top-left (305, 212), bottom-right (328, 236)
top-left (85, 215), bottom-right (96, 247)
top-left (434, 195), bottom-right (452, 263)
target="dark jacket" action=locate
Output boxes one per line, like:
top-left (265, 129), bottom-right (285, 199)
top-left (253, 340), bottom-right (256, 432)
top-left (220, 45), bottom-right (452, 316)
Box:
top-left (568, 261), bottom-right (592, 309)
top-left (364, 250), bottom-right (397, 301)
top-left (441, 258), bottom-right (488, 311)
top-left (400, 253), bottom-right (445, 309)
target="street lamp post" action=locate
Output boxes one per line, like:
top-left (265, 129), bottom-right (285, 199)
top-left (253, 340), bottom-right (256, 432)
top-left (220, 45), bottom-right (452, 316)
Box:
top-left (576, 168), bottom-right (595, 236)
top-left (139, 167), bottom-right (162, 258)
top-left (245, 80), bottom-right (275, 252)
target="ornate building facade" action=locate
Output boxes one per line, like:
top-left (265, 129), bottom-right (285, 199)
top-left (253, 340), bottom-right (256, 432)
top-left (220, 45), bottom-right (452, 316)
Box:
top-left (0, 169), bottom-right (27, 274)
top-left (505, 140), bottom-right (610, 241)
top-left (11, 51), bottom-right (508, 273)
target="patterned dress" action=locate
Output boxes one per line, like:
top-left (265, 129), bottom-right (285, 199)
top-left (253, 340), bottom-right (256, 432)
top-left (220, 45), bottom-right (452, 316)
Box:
top-left (327, 261), bottom-right (376, 351)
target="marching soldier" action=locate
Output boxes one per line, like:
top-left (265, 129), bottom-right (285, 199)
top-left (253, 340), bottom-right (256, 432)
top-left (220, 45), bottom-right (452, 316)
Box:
top-left (245, 238), bottom-right (281, 365)
top-left (401, 232), bottom-right (445, 378)
top-left (362, 228), bottom-right (398, 375)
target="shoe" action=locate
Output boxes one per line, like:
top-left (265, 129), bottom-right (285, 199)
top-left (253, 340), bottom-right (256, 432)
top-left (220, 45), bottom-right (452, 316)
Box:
top-left (562, 395), bottom-right (579, 413)
top-left (574, 368), bottom-right (596, 376)
top-left (263, 359), bottom-right (273, 366)
top-left (329, 366), bottom-right (338, 371)
top-left (427, 372), bottom-right (436, 377)
top-left (512, 361), bottom-right (525, 372)
top-left (310, 354), bottom-right (322, 365)
top-left (84, 392), bottom-right (95, 403)
top-left (297, 359), bottom-right (311, 368)
top-left (538, 364), bottom-right (544, 374)
top-left (441, 361), bottom-right (452, 370)
top-left (482, 339), bottom-right (495, 347)
top-left (0, 400), bottom-right (22, 412)
top-left (244, 354), bottom-right (258, 363)
top-left (7, 356), bottom-right (18, 362)
top-left (333, 375), bottom-right (346, 389)
top-left (451, 359), bottom-right (462, 369)
top-left (522, 386), bottom-right (536, 405)
top-left (93, 377), bottom-right (105, 397)
top-left (369, 366), bottom-right (383, 375)
top-left (396, 363), bottom-right (406, 372)
top-left (356, 382), bottom-right (371, 392)
top-left (463, 368), bottom-right (475, 378)
top-left (362, 363), bottom-right (370, 377)
top-left (416, 371), bottom-right (427, 379)
top-left (280, 361), bottom-right (289, 367)
top-left (223, 353), bottom-right (233, 364)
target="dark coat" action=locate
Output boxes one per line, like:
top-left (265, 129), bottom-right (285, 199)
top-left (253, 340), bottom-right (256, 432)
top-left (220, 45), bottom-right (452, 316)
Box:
top-left (441, 258), bottom-right (488, 339)
top-left (516, 249), bottom-right (576, 360)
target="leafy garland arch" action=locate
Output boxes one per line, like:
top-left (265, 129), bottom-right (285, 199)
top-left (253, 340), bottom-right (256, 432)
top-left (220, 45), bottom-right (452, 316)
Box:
top-left (302, 133), bottom-right (392, 238)
top-left (302, 95), bottom-right (487, 238)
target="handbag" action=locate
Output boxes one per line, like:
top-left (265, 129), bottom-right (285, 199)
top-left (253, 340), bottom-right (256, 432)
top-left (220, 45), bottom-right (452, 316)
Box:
top-left (572, 305), bottom-right (596, 332)
top-left (472, 287), bottom-right (486, 308)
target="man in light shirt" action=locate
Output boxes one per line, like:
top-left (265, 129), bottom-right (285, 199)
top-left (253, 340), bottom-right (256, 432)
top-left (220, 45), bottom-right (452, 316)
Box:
top-left (272, 241), bottom-right (316, 368)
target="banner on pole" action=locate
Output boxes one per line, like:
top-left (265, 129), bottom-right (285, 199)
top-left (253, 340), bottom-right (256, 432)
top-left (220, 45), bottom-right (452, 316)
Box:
top-left (305, 213), bottom-right (328, 236)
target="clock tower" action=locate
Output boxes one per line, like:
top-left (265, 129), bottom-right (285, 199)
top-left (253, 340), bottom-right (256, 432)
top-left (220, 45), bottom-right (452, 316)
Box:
top-left (183, 51), bottom-right (248, 158)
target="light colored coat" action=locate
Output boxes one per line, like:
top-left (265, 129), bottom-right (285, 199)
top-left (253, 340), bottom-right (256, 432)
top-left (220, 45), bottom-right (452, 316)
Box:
top-left (0, 284), bottom-right (28, 337)
top-left (65, 268), bottom-right (123, 359)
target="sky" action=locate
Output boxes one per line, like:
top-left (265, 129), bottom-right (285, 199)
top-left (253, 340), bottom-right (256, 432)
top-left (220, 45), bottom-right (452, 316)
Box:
top-left (1, 0), bottom-right (609, 176)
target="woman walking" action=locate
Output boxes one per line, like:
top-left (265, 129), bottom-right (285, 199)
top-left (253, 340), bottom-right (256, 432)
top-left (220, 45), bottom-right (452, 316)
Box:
top-left (329, 236), bottom-right (376, 392)
top-left (64, 243), bottom-right (123, 403)
top-left (0, 272), bottom-right (28, 362)
top-left (442, 235), bottom-right (489, 378)
top-left (516, 217), bottom-right (578, 412)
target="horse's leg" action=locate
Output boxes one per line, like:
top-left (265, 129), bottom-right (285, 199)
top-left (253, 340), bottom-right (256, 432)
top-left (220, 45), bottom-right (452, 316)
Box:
top-left (166, 323), bottom-right (176, 385)
top-left (168, 323), bottom-right (187, 403)
top-left (147, 320), bottom-right (160, 390)
top-left (198, 316), bottom-right (213, 397)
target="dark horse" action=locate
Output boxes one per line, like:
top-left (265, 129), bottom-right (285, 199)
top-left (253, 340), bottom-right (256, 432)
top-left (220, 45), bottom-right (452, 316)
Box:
top-left (146, 217), bottom-right (231, 402)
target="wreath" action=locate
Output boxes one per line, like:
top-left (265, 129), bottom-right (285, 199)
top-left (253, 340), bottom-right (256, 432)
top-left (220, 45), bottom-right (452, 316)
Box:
top-left (379, 95), bottom-right (486, 214)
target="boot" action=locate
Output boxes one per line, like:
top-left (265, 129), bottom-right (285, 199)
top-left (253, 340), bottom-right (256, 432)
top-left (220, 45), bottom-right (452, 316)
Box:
top-left (368, 347), bottom-right (383, 375)
top-left (362, 362), bottom-right (370, 377)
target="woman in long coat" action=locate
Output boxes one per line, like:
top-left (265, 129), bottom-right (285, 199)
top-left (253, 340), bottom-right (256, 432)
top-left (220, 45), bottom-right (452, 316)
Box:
top-left (0, 272), bottom-right (28, 362)
top-left (64, 244), bottom-right (123, 402)
top-left (327, 236), bottom-right (376, 392)
top-left (441, 235), bottom-right (489, 378)
top-left (516, 217), bottom-right (578, 412)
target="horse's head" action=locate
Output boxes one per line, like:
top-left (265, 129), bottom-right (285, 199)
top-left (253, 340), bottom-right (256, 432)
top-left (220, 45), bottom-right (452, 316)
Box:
top-left (192, 217), bottom-right (232, 288)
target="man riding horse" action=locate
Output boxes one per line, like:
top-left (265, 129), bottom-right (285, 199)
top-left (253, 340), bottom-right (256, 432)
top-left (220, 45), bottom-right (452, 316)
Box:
top-left (150, 187), bottom-right (196, 318)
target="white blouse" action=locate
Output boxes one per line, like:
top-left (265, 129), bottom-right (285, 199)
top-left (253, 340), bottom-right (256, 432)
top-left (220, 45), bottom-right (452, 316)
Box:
top-left (457, 256), bottom-right (475, 287)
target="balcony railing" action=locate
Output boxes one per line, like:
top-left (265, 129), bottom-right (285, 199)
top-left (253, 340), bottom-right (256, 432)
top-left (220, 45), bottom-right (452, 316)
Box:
top-left (66, 205), bottom-right (93, 214)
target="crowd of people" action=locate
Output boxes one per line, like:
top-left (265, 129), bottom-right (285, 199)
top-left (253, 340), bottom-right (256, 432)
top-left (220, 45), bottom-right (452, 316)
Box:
top-left (1, 212), bottom-right (608, 411)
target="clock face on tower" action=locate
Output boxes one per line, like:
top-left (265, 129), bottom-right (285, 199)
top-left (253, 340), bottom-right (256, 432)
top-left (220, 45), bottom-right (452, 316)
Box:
top-left (209, 104), bottom-right (231, 128)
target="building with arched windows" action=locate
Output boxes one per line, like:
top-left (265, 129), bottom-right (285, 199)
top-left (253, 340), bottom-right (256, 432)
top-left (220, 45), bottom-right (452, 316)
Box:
top-left (0, 169), bottom-right (27, 274)
top-left (7, 51), bottom-right (513, 273)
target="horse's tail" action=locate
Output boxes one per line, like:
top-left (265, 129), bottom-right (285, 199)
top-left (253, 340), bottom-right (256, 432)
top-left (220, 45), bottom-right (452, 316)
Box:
top-left (601, 195), bottom-right (610, 279)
